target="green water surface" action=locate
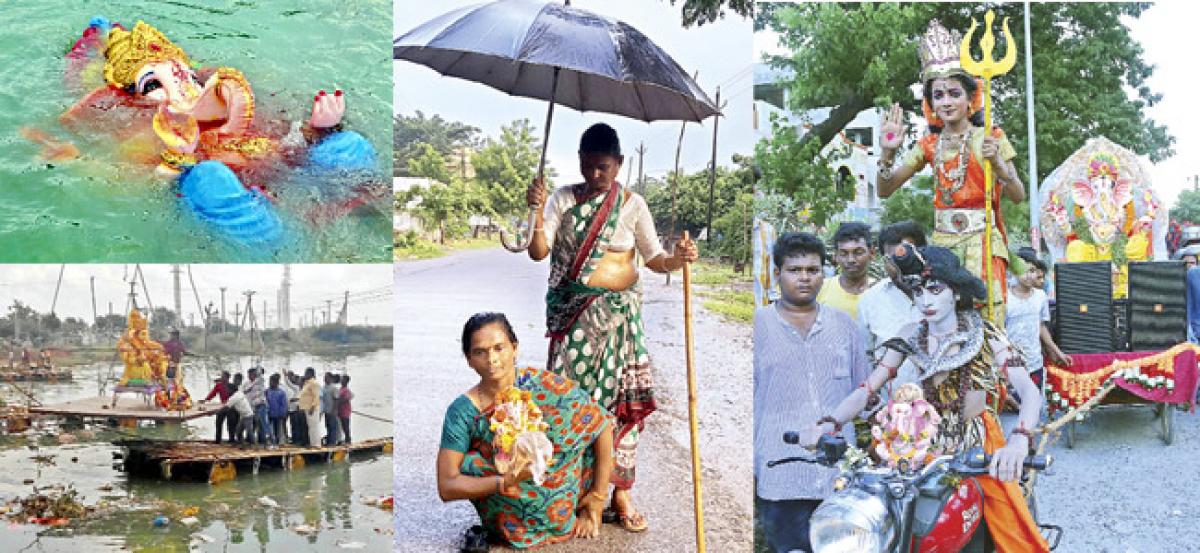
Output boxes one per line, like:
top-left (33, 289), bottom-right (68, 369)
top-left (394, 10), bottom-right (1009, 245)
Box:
top-left (0, 349), bottom-right (394, 552)
top-left (0, 1), bottom-right (392, 262)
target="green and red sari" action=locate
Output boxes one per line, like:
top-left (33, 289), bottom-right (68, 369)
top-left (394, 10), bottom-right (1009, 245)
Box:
top-left (545, 183), bottom-right (656, 489)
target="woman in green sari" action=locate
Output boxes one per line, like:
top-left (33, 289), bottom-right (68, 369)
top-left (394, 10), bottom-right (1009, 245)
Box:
top-left (525, 123), bottom-right (698, 532)
top-left (438, 312), bottom-right (615, 550)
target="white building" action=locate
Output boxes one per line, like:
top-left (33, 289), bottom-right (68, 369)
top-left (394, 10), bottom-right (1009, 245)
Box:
top-left (393, 176), bottom-right (433, 234)
top-left (754, 64), bottom-right (928, 227)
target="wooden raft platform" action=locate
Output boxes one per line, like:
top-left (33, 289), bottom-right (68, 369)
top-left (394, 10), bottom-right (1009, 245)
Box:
top-left (115, 438), bottom-right (393, 484)
top-left (0, 369), bottom-right (72, 382)
top-left (30, 396), bottom-right (217, 424)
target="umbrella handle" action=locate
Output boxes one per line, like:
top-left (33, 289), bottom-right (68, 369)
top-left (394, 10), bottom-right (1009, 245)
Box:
top-left (500, 67), bottom-right (560, 254)
top-left (499, 209), bottom-right (538, 252)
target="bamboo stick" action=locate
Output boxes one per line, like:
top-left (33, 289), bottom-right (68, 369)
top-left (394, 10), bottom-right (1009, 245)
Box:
top-left (681, 231), bottom-right (706, 552)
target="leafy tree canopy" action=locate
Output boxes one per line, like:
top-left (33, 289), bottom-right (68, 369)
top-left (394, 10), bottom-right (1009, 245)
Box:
top-left (393, 111), bottom-right (480, 177)
top-left (758, 2), bottom-right (1173, 227)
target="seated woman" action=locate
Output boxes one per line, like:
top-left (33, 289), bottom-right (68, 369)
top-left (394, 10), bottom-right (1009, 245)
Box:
top-left (804, 246), bottom-right (1049, 552)
top-left (438, 312), bottom-right (615, 550)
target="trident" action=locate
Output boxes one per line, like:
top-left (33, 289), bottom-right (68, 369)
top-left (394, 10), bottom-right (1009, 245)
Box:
top-left (960, 10), bottom-right (1016, 324)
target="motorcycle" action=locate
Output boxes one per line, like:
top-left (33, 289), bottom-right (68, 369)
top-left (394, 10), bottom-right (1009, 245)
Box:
top-left (768, 433), bottom-right (1062, 552)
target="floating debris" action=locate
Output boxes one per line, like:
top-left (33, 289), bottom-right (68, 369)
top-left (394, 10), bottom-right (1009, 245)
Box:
top-left (257, 496), bottom-right (279, 509)
top-left (180, 516), bottom-right (199, 526)
top-left (6, 484), bottom-right (91, 524)
top-left (291, 523), bottom-right (318, 534)
top-left (337, 541), bottom-right (367, 549)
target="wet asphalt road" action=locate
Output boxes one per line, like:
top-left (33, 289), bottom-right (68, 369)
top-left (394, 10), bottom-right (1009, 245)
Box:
top-left (394, 247), bottom-right (753, 552)
top-left (1031, 401), bottom-right (1200, 552)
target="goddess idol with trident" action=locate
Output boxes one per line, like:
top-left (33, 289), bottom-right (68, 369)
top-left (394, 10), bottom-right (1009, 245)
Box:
top-left (876, 14), bottom-right (1023, 321)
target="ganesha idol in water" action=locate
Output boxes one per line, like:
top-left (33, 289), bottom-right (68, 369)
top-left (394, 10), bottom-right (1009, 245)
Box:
top-left (50, 17), bottom-right (380, 244)
top-left (1039, 137), bottom-right (1167, 298)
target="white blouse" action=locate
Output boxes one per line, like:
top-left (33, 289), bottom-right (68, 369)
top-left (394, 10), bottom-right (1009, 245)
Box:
top-left (540, 185), bottom-right (667, 261)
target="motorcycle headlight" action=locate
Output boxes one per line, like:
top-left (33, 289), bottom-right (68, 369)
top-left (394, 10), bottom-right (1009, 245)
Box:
top-left (809, 488), bottom-right (894, 553)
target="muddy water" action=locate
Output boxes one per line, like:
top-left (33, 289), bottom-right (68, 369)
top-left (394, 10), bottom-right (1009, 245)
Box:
top-left (0, 349), bottom-right (393, 552)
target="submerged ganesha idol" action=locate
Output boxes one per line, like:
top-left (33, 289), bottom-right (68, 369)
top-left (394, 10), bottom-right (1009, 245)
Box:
top-left (50, 17), bottom-right (382, 244)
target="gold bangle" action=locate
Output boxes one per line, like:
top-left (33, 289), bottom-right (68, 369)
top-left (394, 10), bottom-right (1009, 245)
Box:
top-left (588, 490), bottom-right (607, 502)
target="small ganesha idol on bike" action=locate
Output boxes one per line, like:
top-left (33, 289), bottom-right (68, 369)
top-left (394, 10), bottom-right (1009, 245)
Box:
top-left (52, 17), bottom-right (380, 244)
top-left (786, 245), bottom-right (1057, 552)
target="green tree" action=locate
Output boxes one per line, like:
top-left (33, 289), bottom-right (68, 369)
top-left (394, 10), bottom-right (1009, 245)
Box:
top-left (407, 143), bottom-right (452, 184)
top-left (148, 307), bottom-right (179, 333)
top-left (674, 0), bottom-right (754, 27)
top-left (754, 120), bottom-right (853, 227)
top-left (1171, 189), bottom-right (1200, 224)
top-left (643, 156), bottom-right (756, 238)
top-left (712, 192), bottom-right (756, 262)
top-left (393, 111), bottom-right (479, 177)
top-left (880, 175), bottom-right (935, 231)
top-left (759, 2), bottom-right (1173, 222)
top-left (398, 178), bottom-right (487, 244)
top-left (95, 313), bottom-right (127, 332)
top-left (472, 119), bottom-right (550, 221)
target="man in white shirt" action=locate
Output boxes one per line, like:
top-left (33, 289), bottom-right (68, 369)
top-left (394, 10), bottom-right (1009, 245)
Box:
top-left (857, 221), bottom-right (927, 386)
top-left (1006, 247), bottom-right (1071, 391)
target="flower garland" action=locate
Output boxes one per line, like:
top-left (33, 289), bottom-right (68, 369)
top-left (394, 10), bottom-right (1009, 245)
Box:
top-left (1045, 343), bottom-right (1199, 413)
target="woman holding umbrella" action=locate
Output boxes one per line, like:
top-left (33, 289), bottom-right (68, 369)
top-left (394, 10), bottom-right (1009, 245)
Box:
top-left (525, 123), bottom-right (698, 532)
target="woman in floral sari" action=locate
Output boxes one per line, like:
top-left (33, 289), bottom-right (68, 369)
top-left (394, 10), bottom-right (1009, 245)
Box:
top-left (438, 312), bottom-right (615, 550)
top-left (524, 123), bottom-right (698, 532)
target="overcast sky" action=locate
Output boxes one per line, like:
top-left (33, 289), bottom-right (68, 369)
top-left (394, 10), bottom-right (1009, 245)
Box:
top-left (0, 265), bottom-right (393, 328)
top-left (394, 0), bottom-right (755, 183)
top-left (753, 3), bottom-right (1196, 209)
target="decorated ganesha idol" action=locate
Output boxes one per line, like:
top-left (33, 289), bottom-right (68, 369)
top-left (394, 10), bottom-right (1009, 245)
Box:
top-left (54, 17), bottom-right (380, 244)
top-left (1039, 137), bottom-right (1167, 297)
top-left (116, 310), bottom-right (169, 388)
top-left (870, 383), bottom-right (942, 471)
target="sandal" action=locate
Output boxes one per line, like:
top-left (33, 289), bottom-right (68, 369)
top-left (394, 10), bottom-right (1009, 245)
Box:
top-left (617, 510), bottom-right (648, 533)
top-left (461, 525), bottom-right (489, 553)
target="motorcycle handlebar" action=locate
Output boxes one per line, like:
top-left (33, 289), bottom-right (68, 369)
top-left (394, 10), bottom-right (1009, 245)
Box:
top-left (773, 432), bottom-right (1053, 474)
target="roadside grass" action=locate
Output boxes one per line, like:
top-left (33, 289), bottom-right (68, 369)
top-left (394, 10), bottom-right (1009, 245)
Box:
top-left (394, 235), bottom-right (499, 261)
top-left (700, 289), bottom-right (755, 324)
top-left (689, 260), bottom-right (752, 286)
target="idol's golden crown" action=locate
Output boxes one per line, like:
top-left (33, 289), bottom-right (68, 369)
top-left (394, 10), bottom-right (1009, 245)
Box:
top-left (104, 21), bottom-right (191, 89)
top-left (128, 309), bottom-right (148, 331)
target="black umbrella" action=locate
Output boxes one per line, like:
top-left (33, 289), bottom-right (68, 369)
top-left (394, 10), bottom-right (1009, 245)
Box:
top-left (394, 0), bottom-right (719, 251)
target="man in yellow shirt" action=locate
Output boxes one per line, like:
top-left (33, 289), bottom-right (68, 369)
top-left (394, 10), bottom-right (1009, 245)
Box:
top-left (298, 367), bottom-right (322, 448)
top-left (817, 222), bottom-right (875, 319)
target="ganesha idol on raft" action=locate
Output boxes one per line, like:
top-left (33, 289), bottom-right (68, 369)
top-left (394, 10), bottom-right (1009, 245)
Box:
top-left (1039, 136), bottom-right (1168, 298)
top-left (50, 17), bottom-right (381, 245)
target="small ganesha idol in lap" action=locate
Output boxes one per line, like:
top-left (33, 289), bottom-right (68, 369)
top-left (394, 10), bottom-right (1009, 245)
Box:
top-left (871, 383), bottom-right (943, 471)
top-left (51, 17), bottom-right (380, 244)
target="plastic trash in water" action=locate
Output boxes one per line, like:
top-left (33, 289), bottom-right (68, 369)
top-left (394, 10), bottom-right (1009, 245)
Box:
top-left (257, 496), bottom-right (280, 509)
top-left (152, 515), bottom-right (169, 527)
